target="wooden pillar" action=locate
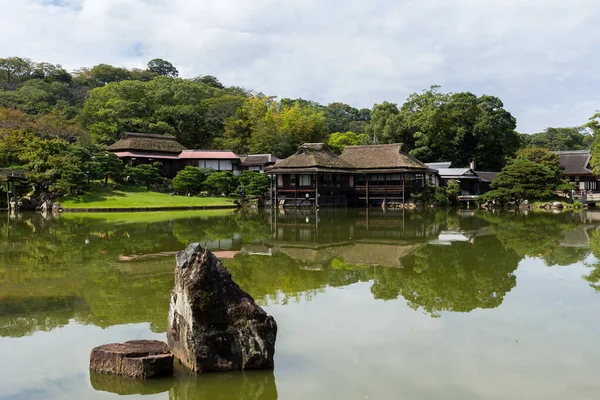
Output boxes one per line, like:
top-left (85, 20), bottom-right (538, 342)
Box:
top-left (274, 175), bottom-right (278, 208)
top-left (294, 174), bottom-right (298, 207)
top-left (269, 174), bottom-right (273, 207)
top-left (12, 180), bottom-right (17, 213)
top-left (5, 181), bottom-right (9, 211)
top-left (315, 173), bottom-right (319, 208)
top-left (366, 176), bottom-right (369, 207)
top-left (402, 173), bottom-right (405, 205)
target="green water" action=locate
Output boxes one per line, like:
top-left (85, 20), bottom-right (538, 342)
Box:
top-left (1, 209), bottom-right (600, 399)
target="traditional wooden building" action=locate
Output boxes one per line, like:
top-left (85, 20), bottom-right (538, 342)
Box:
top-left (106, 132), bottom-right (187, 177)
top-left (266, 143), bottom-right (437, 207)
top-left (239, 154), bottom-right (280, 173)
top-left (426, 160), bottom-right (498, 197)
top-left (554, 150), bottom-right (598, 191)
top-left (106, 132), bottom-right (242, 177)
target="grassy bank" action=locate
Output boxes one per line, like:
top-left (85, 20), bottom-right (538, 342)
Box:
top-left (61, 185), bottom-right (238, 210)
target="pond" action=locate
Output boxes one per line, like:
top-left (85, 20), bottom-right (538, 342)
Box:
top-left (1, 208), bottom-right (600, 399)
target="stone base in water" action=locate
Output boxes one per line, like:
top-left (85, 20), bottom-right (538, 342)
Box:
top-left (90, 340), bottom-right (173, 379)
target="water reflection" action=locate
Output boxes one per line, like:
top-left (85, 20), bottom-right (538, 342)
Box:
top-left (1, 209), bottom-right (600, 340)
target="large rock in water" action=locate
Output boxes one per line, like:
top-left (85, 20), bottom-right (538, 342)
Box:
top-left (89, 340), bottom-right (173, 378)
top-left (167, 244), bottom-right (277, 372)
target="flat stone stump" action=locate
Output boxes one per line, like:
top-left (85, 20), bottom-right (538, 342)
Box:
top-left (90, 340), bottom-right (173, 379)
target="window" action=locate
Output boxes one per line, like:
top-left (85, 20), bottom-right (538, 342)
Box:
top-left (299, 174), bottom-right (312, 186)
top-left (220, 160), bottom-right (232, 170)
top-left (205, 160), bottom-right (219, 170)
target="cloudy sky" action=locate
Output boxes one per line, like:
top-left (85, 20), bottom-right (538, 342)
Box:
top-left (1, 0), bottom-right (599, 133)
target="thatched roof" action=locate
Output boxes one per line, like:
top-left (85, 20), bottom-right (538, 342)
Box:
top-left (475, 171), bottom-right (499, 183)
top-left (340, 144), bottom-right (430, 172)
top-left (106, 132), bottom-right (187, 154)
top-left (267, 143), bottom-right (355, 173)
top-left (553, 150), bottom-right (594, 176)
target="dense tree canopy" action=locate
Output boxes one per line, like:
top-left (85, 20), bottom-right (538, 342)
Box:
top-left (523, 127), bottom-right (592, 151)
top-left (482, 148), bottom-right (566, 202)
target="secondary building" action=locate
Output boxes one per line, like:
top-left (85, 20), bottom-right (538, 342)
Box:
top-left (266, 143), bottom-right (437, 207)
top-left (426, 160), bottom-right (498, 198)
top-left (554, 150), bottom-right (598, 192)
top-left (107, 132), bottom-right (248, 177)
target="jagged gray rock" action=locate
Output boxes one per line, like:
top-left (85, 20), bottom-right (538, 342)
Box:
top-left (167, 244), bottom-right (277, 372)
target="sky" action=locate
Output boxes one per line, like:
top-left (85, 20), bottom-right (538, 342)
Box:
top-left (1, 0), bottom-right (599, 134)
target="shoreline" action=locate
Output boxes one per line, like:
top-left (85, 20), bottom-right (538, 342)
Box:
top-left (62, 205), bottom-right (238, 213)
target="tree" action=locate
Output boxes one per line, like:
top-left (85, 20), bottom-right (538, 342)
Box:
top-left (587, 112), bottom-right (600, 174)
top-left (372, 86), bottom-right (519, 170)
top-left (73, 64), bottom-right (132, 87)
top-left (327, 131), bottom-right (370, 154)
top-left (525, 127), bottom-right (592, 151)
top-left (482, 159), bottom-right (563, 202)
top-left (323, 102), bottom-right (370, 134)
top-left (196, 75), bottom-right (224, 89)
top-left (238, 170), bottom-right (270, 196)
top-left (125, 163), bottom-right (162, 189)
top-left (147, 59), bottom-right (179, 78)
top-left (0, 57), bottom-right (33, 83)
top-left (203, 171), bottom-right (238, 196)
top-left (172, 166), bottom-right (210, 195)
top-left (365, 101), bottom-right (406, 145)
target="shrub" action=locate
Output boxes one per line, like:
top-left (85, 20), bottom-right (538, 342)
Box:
top-left (203, 171), bottom-right (238, 196)
top-left (125, 163), bottom-right (162, 189)
top-left (172, 166), bottom-right (210, 195)
top-left (237, 170), bottom-right (271, 196)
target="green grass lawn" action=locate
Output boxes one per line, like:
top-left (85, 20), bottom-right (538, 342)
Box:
top-left (61, 185), bottom-right (238, 209)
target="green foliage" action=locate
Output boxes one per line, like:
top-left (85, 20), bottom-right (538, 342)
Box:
top-left (327, 131), bottom-right (370, 154)
top-left (323, 102), bottom-right (370, 134)
top-left (411, 184), bottom-right (449, 206)
top-left (588, 112), bottom-right (600, 175)
top-left (482, 148), bottom-right (566, 202)
top-left (524, 127), bottom-right (592, 151)
top-left (238, 170), bottom-right (270, 196)
top-left (81, 77), bottom-right (244, 147)
top-left (172, 166), bottom-right (210, 195)
top-left (147, 59), bottom-right (179, 78)
top-left (368, 86), bottom-right (519, 170)
top-left (203, 171), bottom-right (238, 196)
top-left (125, 163), bottom-right (163, 189)
top-left (446, 180), bottom-right (461, 205)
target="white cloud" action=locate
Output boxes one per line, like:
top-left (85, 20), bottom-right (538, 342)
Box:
top-left (1, 0), bottom-right (599, 133)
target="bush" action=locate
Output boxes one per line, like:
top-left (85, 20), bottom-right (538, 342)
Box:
top-left (172, 166), bottom-right (210, 195)
top-left (125, 163), bottom-right (162, 189)
top-left (237, 170), bottom-right (271, 196)
top-left (203, 171), bottom-right (238, 196)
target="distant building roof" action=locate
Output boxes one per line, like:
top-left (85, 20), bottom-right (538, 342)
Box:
top-left (553, 150), bottom-right (594, 176)
top-left (436, 168), bottom-right (478, 179)
top-left (475, 171), bottom-right (499, 183)
top-left (106, 132), bottom-right (187, 154)
top-left (426, 162), bottom-right (452, 169)
top-left (179, 150), bottom-right (239, 160)
top-left (339, 143), bottom-right (431, 172)
top-left (240, 154), bottom-right (280, 167)
top-left (113, 151), bottom-right (180, 160)
top-left (267, 143), bottom-right (355, 173)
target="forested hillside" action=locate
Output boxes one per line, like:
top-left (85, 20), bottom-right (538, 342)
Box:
top-left (0, 56), bottom-right (596, 198)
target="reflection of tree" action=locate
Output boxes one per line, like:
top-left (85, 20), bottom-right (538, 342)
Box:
top-left (369, 236), bottom-right (521, 316)
top-left (476, 211), bottom-right (586, 266)
top-left (585, 230), bottom-right (600, 291)
top-left (0, 212), bottom-right (269, 337)
top-left (223, 254), bottom-right (370, 305)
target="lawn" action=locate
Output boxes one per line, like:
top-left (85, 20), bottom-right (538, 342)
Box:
top-left (61, 185), bottom-right (238, 210)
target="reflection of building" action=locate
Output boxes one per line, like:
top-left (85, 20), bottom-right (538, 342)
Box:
top-left (267, 143), bottom-right (437, 208)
